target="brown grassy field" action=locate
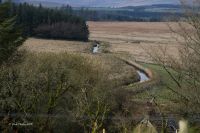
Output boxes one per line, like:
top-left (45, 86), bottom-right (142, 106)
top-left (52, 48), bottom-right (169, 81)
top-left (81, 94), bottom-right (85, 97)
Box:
top-left (21, 22), bottom-right (184, 86)
top-left (21, 38), bottom-right (92, 53)
top-left (88, 22), bottom-right (183, 62)
top-left (21, 22), bottom-right (185, 84)
top-left (23, 22), bottom-right (183, 63)
top-left (21, 38), bottom-right (139, 85)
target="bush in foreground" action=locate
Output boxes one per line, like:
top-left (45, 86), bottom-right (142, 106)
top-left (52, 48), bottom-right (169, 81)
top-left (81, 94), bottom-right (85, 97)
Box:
top-left (0, 52), bottom-right (136, 132)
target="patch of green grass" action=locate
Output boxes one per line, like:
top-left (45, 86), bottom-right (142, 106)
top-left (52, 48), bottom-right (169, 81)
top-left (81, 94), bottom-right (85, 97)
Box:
top-left (142, 63), bottom-right (175, 85)
top-left (133, 63), bottom-right (180, 111)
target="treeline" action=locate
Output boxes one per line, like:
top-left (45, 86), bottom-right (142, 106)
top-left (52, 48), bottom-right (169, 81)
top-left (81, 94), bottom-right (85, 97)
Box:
top-left (0, 2), bottom-right (24, 64)
top-left (8, 3), bottom-right (89, 41)
top-left (74, 8), bottom-right (183, 22)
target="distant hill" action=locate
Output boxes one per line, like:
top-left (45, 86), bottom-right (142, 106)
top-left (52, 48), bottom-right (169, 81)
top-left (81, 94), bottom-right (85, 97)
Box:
top-left (8, 1), bottom-right (184, 22)
top-left (11, 0), bottom-right (64, 7)
top-left (73, 4), bottom-right (183, 14)
top-left (123, 4), bottom-right (181, 9)
top-left (9, 0), bottom-right (183, 13)
top-left (121, 4), bottom-right (183, 13)
top-left (73, 4), bottom-right (184, 22)
top-left (10, 0), bottom-right (183, 13)
top-left (10, 0), bottom-right (180, 7)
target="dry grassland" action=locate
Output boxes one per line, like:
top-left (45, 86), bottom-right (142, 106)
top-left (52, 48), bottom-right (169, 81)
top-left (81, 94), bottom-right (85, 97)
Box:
top-left (21, 38), bottom-right (91, 53)
top-left (23, 22), bottom-right (185, 63)
top-left (21, 38), bottom-right (138, 85)
top-left (88, 22), bottom-right (184, 62)
top-left (21, 22), bottom-right (187, 85)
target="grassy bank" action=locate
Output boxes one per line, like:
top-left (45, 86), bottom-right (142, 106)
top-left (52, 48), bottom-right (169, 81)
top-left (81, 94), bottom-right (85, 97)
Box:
top-left (133, 63), bottom-right (180, 112)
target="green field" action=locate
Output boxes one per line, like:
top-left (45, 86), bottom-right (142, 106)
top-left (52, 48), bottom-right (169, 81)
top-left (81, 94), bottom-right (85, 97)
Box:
top-left (133, 63), bottom-right (180, 112)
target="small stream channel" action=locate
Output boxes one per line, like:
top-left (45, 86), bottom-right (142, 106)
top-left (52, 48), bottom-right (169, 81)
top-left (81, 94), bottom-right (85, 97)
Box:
top-left (92, 45), bottom-right (180, 132)
top-left (137, 70), bottom-right (149, 82)
top-left (92, 44), bottom-right (99, 53)
top-left (92, 44), bottom-right (150, 83)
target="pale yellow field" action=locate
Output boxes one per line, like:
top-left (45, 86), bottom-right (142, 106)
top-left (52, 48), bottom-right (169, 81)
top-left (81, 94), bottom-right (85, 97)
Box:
top-left (22, 22), bottom-right (186, 63)
top-left (88, 21), bottom-right (184, 62)
top-left (21, 38), bottom-right (91, 53)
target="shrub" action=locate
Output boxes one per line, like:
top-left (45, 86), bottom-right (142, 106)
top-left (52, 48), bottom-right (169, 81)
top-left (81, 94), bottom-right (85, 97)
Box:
top-left (0, 52), bottom-right (115, 132)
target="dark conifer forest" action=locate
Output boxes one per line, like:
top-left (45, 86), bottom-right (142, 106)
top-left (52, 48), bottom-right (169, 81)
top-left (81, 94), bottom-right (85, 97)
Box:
top-left (7, 2), bottom-right (89, 41)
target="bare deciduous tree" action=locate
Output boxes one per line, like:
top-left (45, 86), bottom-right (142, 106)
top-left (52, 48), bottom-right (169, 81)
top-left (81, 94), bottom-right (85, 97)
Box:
top-left (150, 0), bottom-right (200, 114)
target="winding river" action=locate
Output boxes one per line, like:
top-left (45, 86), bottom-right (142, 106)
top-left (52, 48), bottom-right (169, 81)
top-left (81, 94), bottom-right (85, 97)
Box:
top-left (92, 44), bottom-right (99, 53)
top-left (92, 44), bottom-right (150, 83)
top-left (137, 70), bottom-right (149, 82)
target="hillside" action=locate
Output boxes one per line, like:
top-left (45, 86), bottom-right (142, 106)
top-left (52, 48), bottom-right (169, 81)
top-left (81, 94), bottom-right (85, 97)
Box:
top-left (10, 0), bottom-right (180, 7)
top-left (121, 4), bottom-right (183, 13)
top-left (11, 0), bottom-right (181, 11)
top-left (74, 4), bottom-right (183, 21)
top-left (8, 1), bottom-right (183, 21)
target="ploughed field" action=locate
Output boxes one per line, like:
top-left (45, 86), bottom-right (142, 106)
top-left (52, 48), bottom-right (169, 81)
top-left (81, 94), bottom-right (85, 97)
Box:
top-left (88, 22), bottom-right (183, 62)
